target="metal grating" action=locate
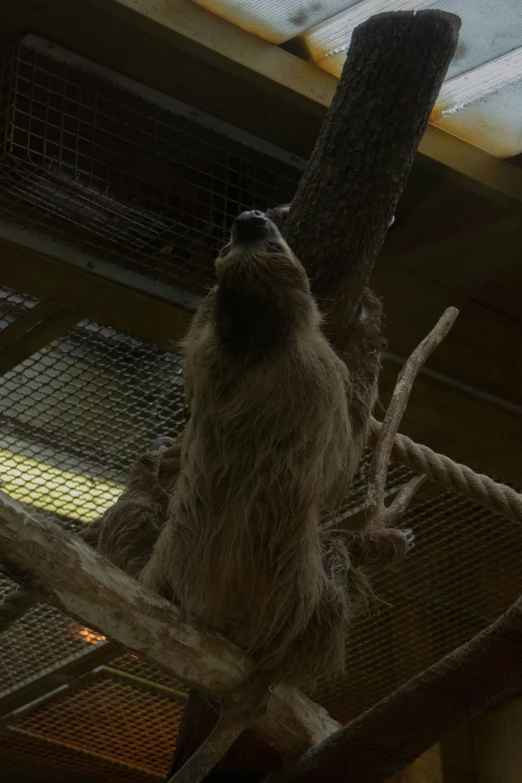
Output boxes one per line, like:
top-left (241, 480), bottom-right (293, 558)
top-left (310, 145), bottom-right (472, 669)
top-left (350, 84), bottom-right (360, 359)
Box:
top-left (0, 287), bottom-right (185, 523)
top-left (319, 490), bottom-right (522, 722)
top-left (0, 286), bottom-right (40, 329)
top-left (0, 35), bottom-right (303, 298)
top-left (0, 730), bottom-right (162, 783)
top-left (107, 652), bottom-right (189, 696)
top-left (2, 275), bottom-right (522, 774)
top-left (5, 674), bottom-right (185, 777)
top-left (0, 571), bottom-right (107, 698)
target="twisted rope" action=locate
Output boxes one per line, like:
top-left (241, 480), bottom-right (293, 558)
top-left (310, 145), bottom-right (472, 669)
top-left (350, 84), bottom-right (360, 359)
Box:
top-left (370, 417), bottom-right (522, 525)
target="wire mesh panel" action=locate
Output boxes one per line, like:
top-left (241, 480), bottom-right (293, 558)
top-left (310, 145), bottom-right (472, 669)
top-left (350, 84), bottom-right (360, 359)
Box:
top-left (319, 490), bottom-right (522, 723)
top-left (0, 286), bottom-right (184, 522)
top-left (5, 673), bottom-right (185, 777)
top-left (0, 282), bottom-right (185, 700)
top-left (0, 730), bottom-right (162, 783)
top-left (1, 30), bottom-right (522, 783)
top-left (0, 36), bottom-right (303, 297)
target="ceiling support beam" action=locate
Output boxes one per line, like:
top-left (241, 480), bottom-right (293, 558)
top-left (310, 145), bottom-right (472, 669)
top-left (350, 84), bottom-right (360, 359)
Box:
top-left (87, 0), bottom-right (522, 211)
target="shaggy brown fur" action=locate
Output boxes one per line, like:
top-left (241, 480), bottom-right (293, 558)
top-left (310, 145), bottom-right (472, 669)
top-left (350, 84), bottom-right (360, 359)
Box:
top-left (0, 208), bottom-right (407, 689)
top-left (139, 211), bottom-right (408, 686)
top-left (98, 436), bottom-right (182, 577)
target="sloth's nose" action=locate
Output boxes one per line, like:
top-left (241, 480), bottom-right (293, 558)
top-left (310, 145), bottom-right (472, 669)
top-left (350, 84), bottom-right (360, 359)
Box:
top-left (232, 210), bottom-right (269, 242)
top-left (239, 210), bottom-right (267, 224)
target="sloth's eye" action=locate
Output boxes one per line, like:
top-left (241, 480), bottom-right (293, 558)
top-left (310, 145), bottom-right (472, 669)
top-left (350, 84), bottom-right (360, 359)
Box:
top-left (220, 243), bottom-right (232, 256)
top-left (266, 241), bottom-right (282, 253)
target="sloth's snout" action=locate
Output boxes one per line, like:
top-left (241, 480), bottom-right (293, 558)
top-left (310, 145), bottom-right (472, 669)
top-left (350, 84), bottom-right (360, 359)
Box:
top-left (232, 210), bottom-right (279, 245)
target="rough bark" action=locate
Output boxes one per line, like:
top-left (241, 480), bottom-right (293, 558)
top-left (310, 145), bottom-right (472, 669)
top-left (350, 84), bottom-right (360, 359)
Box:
top-left (0, 491), bottom-right (339, 757)
top-left (285, 10), bottom-right (460, 346)
top-left (266, 597), bottom-right (522, 783)
top-left (170, 10), bottom-right (461, 781)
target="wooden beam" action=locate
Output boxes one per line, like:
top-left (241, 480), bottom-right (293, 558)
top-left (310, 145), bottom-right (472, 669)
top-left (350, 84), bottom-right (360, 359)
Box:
top-left (82, 0), bottom-right (522, 211)
top-left (379, 217), bottom-right (521, 311)
top-left (2, 0), bottom-right (521, 209)
top-left (85, 0), bottom-right (336, 112)
top-left (417, 125), bottom-right (522, 213)
top-left (0, 309), bottom-right (80, 375)
top-left (0, 238), bottom-right (192, 350)
top-left (441, 698), bottom-right (522, 783)
top-left (385, 745), bottom-right (444, 783)
top-left (375, 217), bottom-right (522, 408)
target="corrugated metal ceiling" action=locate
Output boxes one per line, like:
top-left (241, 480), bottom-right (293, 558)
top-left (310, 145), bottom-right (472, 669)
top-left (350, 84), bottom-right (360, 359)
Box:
top-left (192, 0), bottom-right (522, 158)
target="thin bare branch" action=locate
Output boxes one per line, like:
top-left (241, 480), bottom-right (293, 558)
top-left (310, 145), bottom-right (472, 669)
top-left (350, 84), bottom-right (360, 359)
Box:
top-left (169, 673), bottom-right (277, 783)
top-left (382, 475), bottom-right (427, 529)
top-left (167, 708), bottom-right (253, 783)
top-left (367, 307), bottom-right (459, 529)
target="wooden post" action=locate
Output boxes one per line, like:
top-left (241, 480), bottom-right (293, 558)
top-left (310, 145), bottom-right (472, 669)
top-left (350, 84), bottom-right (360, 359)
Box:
top-left (285, 11), bottom-right (461, 343)
top-left (385, 746), bottom-right (444, 783)
top-left (441, 697), bottom-right (522, 783)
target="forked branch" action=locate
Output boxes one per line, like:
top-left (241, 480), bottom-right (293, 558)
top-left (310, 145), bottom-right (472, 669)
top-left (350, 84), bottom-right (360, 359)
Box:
top-left (369, 422), bottom-right (522, 525)
top-left (366, 307), bottom-right (459, 530)
top-left (167, 672), bottom-right (278, 783)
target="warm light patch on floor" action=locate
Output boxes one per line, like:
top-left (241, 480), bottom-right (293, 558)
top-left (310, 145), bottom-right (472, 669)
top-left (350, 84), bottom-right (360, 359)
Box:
top-left (0, 449), bottom-right (124, 521)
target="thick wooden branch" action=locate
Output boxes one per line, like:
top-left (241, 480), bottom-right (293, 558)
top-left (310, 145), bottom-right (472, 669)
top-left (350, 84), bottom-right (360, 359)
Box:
top-left (285, 10), bottom-right (461, 343)
top-left (267, 597), bottom-right (522, 783)
top-left (0, 491), bottom-right (339, 756)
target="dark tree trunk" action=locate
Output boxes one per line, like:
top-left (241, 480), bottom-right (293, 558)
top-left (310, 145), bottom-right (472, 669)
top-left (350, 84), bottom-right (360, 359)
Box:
top-left (266, 595), bottom-right (522, 783)
top-left (286, 10), bottom-right (460, 348)
top-left (167, 10), bottom-right (460, 782)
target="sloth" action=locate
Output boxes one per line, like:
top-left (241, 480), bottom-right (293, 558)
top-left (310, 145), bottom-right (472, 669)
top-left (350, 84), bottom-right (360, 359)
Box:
top-left (138, 209), bottom-right (409, 686)
top-left (0, 208), bottom-right (408, 688)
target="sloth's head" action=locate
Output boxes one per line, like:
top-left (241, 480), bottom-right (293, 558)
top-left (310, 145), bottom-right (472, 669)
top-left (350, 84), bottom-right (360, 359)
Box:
top-left (217, 209), bottom-right (290, 261)
top-left (231, 209), bottom-right (286, 251)
top-left (215, 210), bottom-right (307, 289)
top-left (213, 210), bottom-right (319, 357)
